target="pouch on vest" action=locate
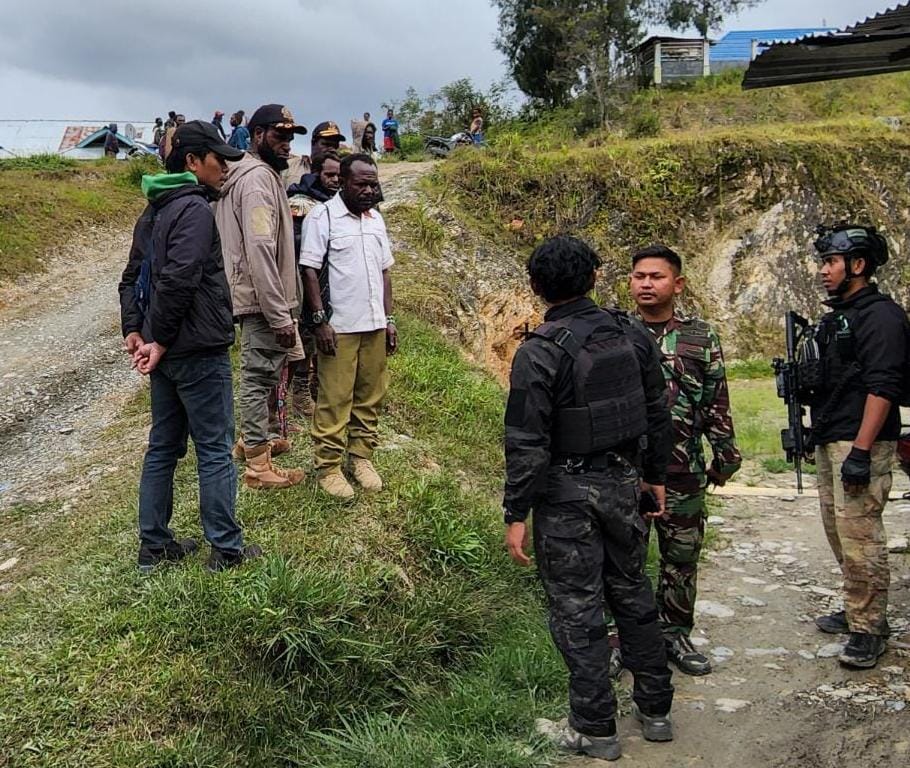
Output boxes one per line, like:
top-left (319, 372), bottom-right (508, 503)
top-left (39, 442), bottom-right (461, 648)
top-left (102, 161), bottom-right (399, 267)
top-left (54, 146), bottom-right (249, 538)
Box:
top-left (532, 312), bottom-right (648, 455)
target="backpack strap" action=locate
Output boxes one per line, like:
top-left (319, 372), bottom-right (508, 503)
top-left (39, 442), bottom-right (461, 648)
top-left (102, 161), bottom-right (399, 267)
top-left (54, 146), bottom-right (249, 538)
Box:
top-left (530, 313), bottom-right (608, 359)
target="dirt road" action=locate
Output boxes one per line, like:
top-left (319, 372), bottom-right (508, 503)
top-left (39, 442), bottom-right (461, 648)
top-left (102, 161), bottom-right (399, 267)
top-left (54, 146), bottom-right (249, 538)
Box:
top-left (571, 484), bottom-right (910, 768)
top-left (0, 162), bottom-right (432, 513)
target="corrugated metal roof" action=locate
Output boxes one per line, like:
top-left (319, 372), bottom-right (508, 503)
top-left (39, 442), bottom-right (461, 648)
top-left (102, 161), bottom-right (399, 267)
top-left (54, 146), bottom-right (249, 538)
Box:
top-left (743, 5), bottom-right (910, 89)
top-left (711, 28), bottom-right (835, 61)
top-left (633, 35), bottom-right (708, 53)
top-left (846, 3), bottom-right (910, 34)
top-left (0, 120), bottom-right (156, 157)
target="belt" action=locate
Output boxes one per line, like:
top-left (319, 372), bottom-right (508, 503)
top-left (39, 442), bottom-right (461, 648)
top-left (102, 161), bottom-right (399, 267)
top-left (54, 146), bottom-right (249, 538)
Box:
top-left (551, 452), bottom-right (634, 474)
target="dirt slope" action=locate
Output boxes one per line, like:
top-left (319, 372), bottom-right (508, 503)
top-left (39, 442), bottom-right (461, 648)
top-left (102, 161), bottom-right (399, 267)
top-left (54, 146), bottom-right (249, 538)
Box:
top-left (0, 162), bottom-right (431, 515)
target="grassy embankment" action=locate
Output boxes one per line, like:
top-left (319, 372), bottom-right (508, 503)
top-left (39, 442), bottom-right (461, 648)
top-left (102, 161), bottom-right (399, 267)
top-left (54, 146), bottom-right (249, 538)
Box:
top-left (0, 154), bottom-right (153, 284)
top-left (426, 117), bottom-right (910, 359)
top-left (0, 316), bottom-right (576, 767)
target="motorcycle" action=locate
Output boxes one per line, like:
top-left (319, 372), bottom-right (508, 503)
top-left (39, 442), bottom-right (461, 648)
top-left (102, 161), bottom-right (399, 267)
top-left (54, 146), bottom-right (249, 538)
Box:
top-left (423, 131), bottom-right (475, 158)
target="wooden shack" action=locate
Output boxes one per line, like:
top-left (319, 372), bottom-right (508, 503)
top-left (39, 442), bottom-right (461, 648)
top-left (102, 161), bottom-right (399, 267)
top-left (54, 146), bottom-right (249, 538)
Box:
top-left (634, 36), bottom-right (711, 86)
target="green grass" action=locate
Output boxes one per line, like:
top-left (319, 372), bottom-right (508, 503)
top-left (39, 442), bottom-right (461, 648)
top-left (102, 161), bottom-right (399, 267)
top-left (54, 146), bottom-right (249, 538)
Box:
top-left (728, 378), bottom-right (785, 461)
top-left (0, 315), bottom-right (568, 768)
top-left (0, 157), bottom-right (150, 283)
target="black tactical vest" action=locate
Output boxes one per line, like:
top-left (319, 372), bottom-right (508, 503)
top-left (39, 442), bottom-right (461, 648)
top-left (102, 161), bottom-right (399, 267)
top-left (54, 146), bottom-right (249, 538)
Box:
top-left (531, 310), bottom-right (648, 455)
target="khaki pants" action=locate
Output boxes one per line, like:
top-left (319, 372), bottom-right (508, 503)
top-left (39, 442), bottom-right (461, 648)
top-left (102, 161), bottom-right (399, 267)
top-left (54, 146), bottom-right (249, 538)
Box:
top-left (815, 440), bottom-right (894, 635)
top-left (239, 314), bottom-right (288, 449)
top-left (313, 330), bottom-right (388, 473)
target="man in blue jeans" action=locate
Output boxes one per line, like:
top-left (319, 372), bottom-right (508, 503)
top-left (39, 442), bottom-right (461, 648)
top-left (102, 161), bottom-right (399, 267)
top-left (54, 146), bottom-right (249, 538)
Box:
top-left (118, 120), bottom-right (261, 573)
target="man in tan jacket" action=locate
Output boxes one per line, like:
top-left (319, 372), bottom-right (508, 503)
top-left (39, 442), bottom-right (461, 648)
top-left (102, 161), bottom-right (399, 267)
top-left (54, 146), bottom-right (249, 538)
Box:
top-left (215, 104), bottom-right (307, 490)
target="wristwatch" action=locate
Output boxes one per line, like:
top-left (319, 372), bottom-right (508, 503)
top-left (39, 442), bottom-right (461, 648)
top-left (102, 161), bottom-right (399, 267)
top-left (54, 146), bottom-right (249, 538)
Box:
top-left (311, 309), bottom-right (328, 325)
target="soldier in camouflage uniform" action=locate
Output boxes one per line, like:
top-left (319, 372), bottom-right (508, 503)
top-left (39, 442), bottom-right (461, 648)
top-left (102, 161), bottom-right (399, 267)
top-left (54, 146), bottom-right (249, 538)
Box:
top-left (504, 236), bottom-right (675, 761)
top-left (628, 244), bottom-right (742, 676)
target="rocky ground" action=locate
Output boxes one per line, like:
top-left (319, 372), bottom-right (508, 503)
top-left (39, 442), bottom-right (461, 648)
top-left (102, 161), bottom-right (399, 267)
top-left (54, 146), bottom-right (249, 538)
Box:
top-left (565, 483), bottom-right (910, 767)
top-left (0, 225), bottom-right (145, 514)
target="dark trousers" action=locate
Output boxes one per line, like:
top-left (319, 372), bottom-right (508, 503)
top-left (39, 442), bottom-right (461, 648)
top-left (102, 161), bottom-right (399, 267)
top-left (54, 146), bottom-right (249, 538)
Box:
top-left (138, 352), bottom-right (243, 553)
top-left (533, 464), bottom-right (673, 736)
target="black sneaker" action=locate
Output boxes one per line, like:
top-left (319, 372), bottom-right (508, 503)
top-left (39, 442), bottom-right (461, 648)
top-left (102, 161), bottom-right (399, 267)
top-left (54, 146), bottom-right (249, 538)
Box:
top-left (540, 718), bottom-right (621, 761)
top-left (838, 632), bottom-right (887, 669)
top-left (666, 634), bottom-right (712, 676)
top-left (632, 704), bottom-right (674, 742)
top-left (206, 544), bottom-right (263, 572)
top-left (138, 538), bottom-right (199, 574)
top-left (815, 610), bottom-right (849, 635)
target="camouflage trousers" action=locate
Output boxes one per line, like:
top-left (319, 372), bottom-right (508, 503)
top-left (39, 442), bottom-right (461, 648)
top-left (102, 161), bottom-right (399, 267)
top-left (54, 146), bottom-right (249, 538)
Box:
top-left (815, 441), bottom-right (893, 636)
top-left (534, 464), bottom-right (674, 735)
top-left (653, 490), bottom-right (706, 639)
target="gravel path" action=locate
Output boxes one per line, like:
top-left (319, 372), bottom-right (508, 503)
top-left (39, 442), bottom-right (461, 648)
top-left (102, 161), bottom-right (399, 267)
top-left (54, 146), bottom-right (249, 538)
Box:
top-left (566, 487), bottom-right (910, 768)
top-left (0, 226), bottom-right (145, 511)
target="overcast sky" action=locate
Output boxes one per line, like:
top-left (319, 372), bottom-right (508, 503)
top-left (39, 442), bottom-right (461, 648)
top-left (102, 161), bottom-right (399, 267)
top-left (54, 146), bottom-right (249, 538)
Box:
top-left (0, 0), bottom-right (893, 132)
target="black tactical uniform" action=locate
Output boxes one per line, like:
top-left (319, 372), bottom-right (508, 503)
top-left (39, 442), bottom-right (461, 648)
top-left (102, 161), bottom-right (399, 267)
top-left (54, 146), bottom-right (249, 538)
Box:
top-left (810, 285), bottom-right (905, 446)
top-left (504, 297), bottom-right (674, 735)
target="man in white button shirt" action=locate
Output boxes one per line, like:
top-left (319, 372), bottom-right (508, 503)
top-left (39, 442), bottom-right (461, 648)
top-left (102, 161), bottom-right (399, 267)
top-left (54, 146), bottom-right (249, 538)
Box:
top-left (299, 154), bottom-right (397, 499)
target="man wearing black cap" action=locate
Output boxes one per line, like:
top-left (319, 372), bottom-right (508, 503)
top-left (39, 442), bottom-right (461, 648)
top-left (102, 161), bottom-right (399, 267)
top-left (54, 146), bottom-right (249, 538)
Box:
top-left (119, 120), bottom-right (260, 573)
top-left (214, 104), bottom-right (308, 490)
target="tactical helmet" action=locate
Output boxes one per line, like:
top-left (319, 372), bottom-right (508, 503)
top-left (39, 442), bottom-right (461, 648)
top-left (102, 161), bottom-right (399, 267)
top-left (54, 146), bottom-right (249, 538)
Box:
top-left (813, 223), bottom-right (888, 267)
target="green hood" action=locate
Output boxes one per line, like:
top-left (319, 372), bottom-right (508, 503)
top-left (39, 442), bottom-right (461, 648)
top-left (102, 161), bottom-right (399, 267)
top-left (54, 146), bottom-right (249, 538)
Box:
top-left (141, 171), bottom-right (198, 202)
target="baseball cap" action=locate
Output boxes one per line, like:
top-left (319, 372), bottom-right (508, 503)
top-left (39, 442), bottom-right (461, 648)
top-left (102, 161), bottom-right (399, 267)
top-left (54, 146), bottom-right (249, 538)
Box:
top-left (247, 104), bottom-right (307, 135)
top-left (172, 120), bottom-right (244, 160)
top-left (312, 121), bottom-right (346, 142)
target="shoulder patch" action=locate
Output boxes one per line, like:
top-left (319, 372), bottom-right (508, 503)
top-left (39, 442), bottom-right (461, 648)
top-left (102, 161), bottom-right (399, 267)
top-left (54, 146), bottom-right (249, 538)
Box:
top-left (250, 206), bottom-right (273, 237)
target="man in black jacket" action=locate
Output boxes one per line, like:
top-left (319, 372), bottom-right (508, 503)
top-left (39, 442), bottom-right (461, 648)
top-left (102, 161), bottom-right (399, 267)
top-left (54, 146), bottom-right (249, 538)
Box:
top-left (118, 120), bottom-right (260, 573)
top-left (808, 224), bottom-right (908, 668)
top-left (503, 236), bottom-right (675, 761)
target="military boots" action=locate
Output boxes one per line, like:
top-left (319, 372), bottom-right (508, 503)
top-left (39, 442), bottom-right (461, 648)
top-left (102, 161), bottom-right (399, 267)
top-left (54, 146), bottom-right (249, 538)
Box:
top-left (243, 443), bottom-right (305, 490)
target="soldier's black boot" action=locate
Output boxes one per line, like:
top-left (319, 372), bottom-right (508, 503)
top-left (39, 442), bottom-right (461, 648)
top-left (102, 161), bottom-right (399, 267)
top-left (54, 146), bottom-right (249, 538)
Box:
top-left (632, 704), bottom-right (674, 742)
top-left (838, 633), bottom-right (887, 669)
top-left (666, 634), bottom-right (711, 676)
top-left (815, 610), bottom-right (849, 634)
top-left (540, 718), bottom-right (621, 761)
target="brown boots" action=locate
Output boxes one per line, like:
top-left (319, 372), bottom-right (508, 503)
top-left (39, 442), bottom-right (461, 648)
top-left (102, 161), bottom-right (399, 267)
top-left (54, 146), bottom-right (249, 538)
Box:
top-left (232, 437), bottom-right (291, 460)
top-left (243, 443), bottom-right (305, 490)
top-left (290, 373), bottom-right (315, 420)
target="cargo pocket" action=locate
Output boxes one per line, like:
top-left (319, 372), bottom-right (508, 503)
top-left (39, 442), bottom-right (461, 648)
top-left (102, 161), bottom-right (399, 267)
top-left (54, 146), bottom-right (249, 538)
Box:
top-left (539, 516), bottom-right (595, 582)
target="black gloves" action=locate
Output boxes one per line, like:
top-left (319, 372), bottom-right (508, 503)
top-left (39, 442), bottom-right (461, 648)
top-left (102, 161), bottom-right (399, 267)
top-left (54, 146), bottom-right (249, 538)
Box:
top-left (841, 447), bottom-right (871, 492)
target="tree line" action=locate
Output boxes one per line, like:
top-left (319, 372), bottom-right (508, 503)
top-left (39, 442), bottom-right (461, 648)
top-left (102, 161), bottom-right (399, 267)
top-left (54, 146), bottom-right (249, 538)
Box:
top-left (494, 0), bottom-right (763, 119)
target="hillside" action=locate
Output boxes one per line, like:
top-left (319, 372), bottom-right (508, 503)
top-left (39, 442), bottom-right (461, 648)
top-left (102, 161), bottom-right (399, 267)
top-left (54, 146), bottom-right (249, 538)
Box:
top-left (403, 117), bottom-right (910, 363)
top-left (1, 73), bottom-right (909, 766)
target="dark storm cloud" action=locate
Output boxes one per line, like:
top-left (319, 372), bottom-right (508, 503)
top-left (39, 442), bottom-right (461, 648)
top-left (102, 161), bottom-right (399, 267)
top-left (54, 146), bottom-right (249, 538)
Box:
top-left (0, 0), bottom-right (506, 126)
top-left (0, 0), bottom-right (887, 125)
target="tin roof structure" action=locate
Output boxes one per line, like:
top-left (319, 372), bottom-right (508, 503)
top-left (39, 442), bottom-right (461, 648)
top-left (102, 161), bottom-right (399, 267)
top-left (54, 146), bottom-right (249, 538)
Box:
top-left (743, 4), bottom-right (910, 88)
top-left (0, 120), bottom-right (157, 158)
top-left (711, 28), bottom-right (836, 62)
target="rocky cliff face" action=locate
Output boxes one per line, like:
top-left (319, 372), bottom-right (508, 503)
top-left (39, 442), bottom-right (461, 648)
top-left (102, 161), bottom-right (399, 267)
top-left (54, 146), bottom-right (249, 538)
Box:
top-left (415, 122), bottom-right (910, 361)
top-left (383, 123), bottom-right (910, 377)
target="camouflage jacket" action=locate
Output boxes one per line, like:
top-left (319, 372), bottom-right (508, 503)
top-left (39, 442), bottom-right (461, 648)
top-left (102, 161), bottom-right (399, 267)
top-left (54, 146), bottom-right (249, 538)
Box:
top-left (640, 312), bottom-right (742, 495)
top-left (503, 298), bottom-right (672, 520)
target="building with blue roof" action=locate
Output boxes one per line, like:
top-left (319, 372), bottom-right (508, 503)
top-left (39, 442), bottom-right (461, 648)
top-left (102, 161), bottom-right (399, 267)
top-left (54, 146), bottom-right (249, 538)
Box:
top-left (711, 28), bottom-right (836, 71)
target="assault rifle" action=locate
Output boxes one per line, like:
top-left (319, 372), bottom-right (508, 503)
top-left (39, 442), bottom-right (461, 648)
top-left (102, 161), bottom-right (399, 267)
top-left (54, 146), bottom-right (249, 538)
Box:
top-left (772, 311), bottom-right (813, 493)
